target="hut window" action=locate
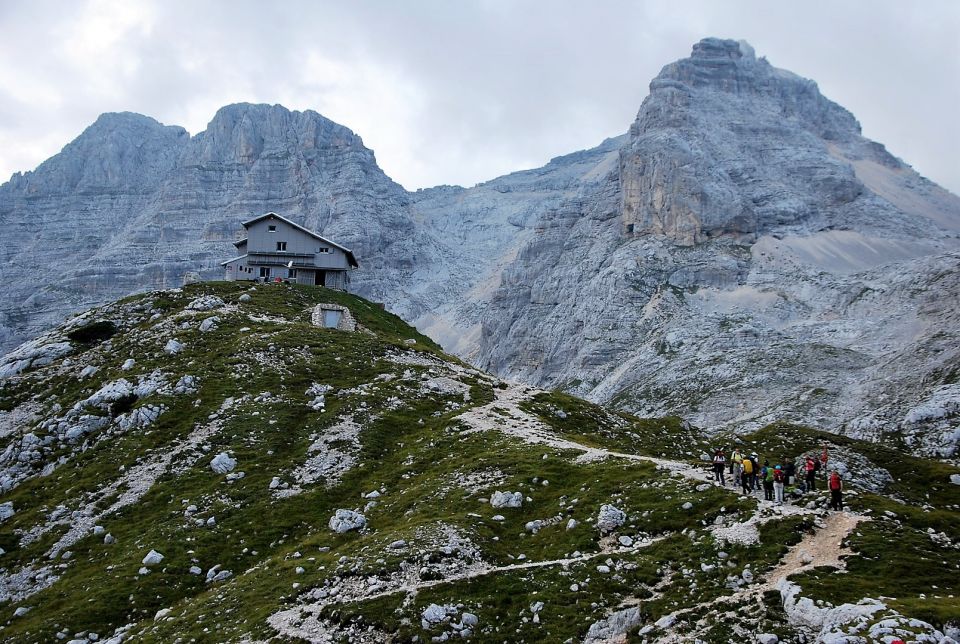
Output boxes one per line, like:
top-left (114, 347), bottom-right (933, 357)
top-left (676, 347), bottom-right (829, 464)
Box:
top-left (268, 225), bottom-right (277, 232)
top-left (277, 241), bottom-right (287, 251)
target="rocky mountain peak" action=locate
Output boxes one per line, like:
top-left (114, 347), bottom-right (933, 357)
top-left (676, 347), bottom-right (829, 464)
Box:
top-left (193, 103), bottom-right (372, 166)
top-left (617, 37), bottom-right (907, 246)
top-left (2, 112), bottom-right (187, 195)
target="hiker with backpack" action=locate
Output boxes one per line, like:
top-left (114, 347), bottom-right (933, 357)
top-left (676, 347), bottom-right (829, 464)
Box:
top-left (773, 464), bottom-right (786, 504)
top-left (805, 455), bottom-right (817, 491)
top-left (740, 455), bottom-right (753, 493)
top-left (750, 453), bottom-right (760, 492)
top-left (829, 470), bottom-right (843, 510)
top-left (784, 459), bottom-right (796, 486)
top-left (731, 448), bottom-right (743, 488)
top-left (712, 449), bottom-right (726, 486)
top-left (762, 460), bottom-right (775, 501)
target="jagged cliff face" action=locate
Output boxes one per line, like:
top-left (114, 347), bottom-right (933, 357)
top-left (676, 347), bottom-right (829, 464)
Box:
top-left (0, 104), bottom-right (454, 351)
top-left (618, 38), bottom-right (948, 245)
top-left (472, 38), bottom-right (960, 455)
top-left (2, 39), bottom-right (960, 455)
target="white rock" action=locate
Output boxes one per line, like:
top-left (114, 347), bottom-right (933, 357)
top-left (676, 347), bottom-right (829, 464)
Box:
top-left (104, 533), bottom-right (115, 544)
top-left (655, 614), bottom-right (676, 629)
top-left (490, 491), bottom-right (523, 508)
top-left (79, 365), bottom-right (99, 379)
top-left (950, 474), bottom-right (960, 486)
top-left (189, 566), bottom-right (202, 575)
top-left (0, 501), bottom-right (15, 521)
top-left (491, 514), bottom-right (505, 521)
top-left (154, 608), bottom-right (171, 621)
top-left (163, 339), bottom-right (183, 355)
top-left (364, 490), bottom-right (381, 499)
top-left (142, 549), bottom-right (164, 566)
top-left (187, 295), bottom-right (225, 311)
top-left (199, 316), bottom-right (219, 332)
top-left (461, 613), bottom-right (478, 627)
top-left (566, 518), bottom-right (579, 530)
top-left (239, 294), bottom-right (251, 303)
top-left (682, 501), bottom-right (693, 510)
top-left (387, 540), bottom-right (407, 549)
top-left (742, 569), bottom-right (754, 583)
top-left (13, 606), bottom-right (30, 617)
top-left (422, 603), bottom-right (454, 624)
top-left (757, 635), bottom-right (779, 644)
top-left (596, 504), bottom-right (626, 534)
top-left (121, 358), bottom-right (136, 370)
top-left (328, 509), bottom-right (367, 533)
top-left (597, 565), bottom-right (611, 574)
top-left (618, 535), bottom-right (634, 547)
top-left (209, 452), bottom-right (237, 474)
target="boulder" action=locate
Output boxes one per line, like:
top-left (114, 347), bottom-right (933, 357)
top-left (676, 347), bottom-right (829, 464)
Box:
top-left (209, 452), bottom-right (237, 474)
top-left (596, 504), bottom-right (626, 534)
top-left (0, 501), bottom-right (14, 521)
top-left (490, 491), bottom-right (523, 508)
top-left (142, 550), bottom-right (164, 566)
top-left (199, 316), bottom-right (219, 332)
top-left (328, 509), bottom-right (366, 533)
top-left (163, 339), bottom-right (183, 355)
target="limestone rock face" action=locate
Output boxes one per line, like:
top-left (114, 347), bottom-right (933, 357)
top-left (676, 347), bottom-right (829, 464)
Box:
top-left (618, 38), bottom-right (931, 246)
top-left (0, 103), bottom-right (451, 352)
top-left (469, 39), bottom-right (960, 456)
top-left (3, 40), bottom-right (960, 455)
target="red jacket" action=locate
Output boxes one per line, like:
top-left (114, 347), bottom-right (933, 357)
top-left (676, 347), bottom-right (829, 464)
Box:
top-left (805, 458), bottom-right (816, 472)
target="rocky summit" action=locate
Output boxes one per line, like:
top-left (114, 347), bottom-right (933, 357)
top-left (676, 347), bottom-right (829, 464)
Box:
top-left (0, 281), bottom-right (957, 642)
top-left (1, 41), bottom-right (959, 460)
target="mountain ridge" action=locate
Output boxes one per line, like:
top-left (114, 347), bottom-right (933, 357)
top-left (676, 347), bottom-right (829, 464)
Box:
top-left (2, 37), bottom-right (960, 455)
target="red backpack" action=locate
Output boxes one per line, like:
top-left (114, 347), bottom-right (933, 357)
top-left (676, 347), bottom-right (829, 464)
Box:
top-left (829, 473), bottom-right (841, 490)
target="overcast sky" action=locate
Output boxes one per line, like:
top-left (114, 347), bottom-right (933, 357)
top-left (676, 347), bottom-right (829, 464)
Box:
top-left (1, 0), bottom-right (958, 193)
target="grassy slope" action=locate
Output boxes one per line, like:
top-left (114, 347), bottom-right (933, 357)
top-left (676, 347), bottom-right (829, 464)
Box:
top-left (0, 282), bottom-right (956, 641)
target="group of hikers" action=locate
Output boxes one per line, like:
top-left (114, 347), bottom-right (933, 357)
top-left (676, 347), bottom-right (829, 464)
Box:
top-left (709, 446), bottom-right (844, 510)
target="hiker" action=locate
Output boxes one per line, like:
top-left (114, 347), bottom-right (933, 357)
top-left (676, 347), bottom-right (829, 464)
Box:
top-left (784, 459), bottom-right (796, 486)
top-left (750, 453), bottom-right (760, 491)
top-left (731, 448), bottom-right (743, 488)
top-left (740, 455), bottom-right (753, 493)
top-left (829, 470), bottom-right (843, 510)
top-left (712, 449), bottom-right (726, 486)
top-left (805, 455), bottom-right (817, 491)
top-left (773, 464), bottom-right (786, 504)
top-left (762, 460), bottom-right (774, 501)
